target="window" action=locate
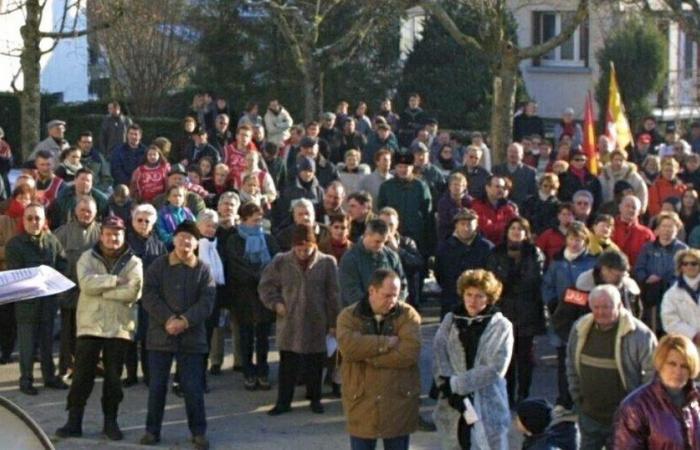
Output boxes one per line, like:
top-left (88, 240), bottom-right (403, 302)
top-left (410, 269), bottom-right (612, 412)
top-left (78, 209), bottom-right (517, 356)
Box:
top-left (684, 32), bottom-right (695, 80)
top-left (532, 11), bottom-right (588, 67)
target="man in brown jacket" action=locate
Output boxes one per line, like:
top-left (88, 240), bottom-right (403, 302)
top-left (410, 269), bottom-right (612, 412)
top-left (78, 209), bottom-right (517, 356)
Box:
top-left (337, 268), bottom-right (422, 450)
top-left (259, 223), bottom-right (340, 416)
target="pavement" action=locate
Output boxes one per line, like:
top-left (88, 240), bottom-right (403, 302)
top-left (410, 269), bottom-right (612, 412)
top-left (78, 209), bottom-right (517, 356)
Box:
top-left (0, 306), bottom-right (559, 449)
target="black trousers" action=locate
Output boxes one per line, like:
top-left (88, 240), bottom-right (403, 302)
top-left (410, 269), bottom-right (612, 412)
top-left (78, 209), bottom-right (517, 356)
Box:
top-left (276, 351), bottom-right (324, 407)
top-left (556, 345), bottom-right (573, 409)
top-left (505, 335), bottom-right (535, 403)
top-left (58, 307), bottom-right (77, 375)
top-left (0, 303), bottom-right (15, 358)
top-left (67, 336), bottom-right (129, 416)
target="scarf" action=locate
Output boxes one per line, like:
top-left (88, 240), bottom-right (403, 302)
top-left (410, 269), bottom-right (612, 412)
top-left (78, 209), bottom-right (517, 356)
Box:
top-left (199, 237), bottom-right (225, 285)
top-left (62, 161), bottom-right (82, 173)
top-left (569, 166), bottom-right (587, 184)
top-left (564, 247), bottom-right (585, 262)
top-left (6, 198), bottom-right (25, 233)
top-left (237, 224), bottom-right (271, 267)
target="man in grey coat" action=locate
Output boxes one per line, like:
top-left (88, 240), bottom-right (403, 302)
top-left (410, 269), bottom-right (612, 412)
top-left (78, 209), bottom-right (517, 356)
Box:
top-left (566, 284), bottom-right (657, 450)
top-left (259, 224), bottom-right (340, 416)
top-left (29, 119), bottom-right (70, 164)
top-left (99, 102), bottom-right (132, 158)
top-left (140, 221), bottom-right (216, 450)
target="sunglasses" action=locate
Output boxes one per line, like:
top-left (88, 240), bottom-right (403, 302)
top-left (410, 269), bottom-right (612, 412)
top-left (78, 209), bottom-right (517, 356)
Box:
top-left (682, 261), bottom-right (700, 267)
top-left (572, 157), bottom-right (587, 162)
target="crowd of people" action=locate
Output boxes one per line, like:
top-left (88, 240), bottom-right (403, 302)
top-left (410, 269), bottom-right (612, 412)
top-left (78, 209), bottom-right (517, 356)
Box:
top-left (1, 94), bottom-right (700, 449)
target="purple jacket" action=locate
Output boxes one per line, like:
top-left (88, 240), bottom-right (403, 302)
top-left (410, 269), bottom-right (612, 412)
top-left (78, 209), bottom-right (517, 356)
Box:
top-left (436, 191), bottom-right (472, 241)
top-left (613, 377), bottom-right (700, 450)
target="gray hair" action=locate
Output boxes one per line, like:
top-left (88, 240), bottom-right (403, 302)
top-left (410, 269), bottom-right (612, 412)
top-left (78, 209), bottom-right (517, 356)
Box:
top-left (74, 195), bottom-right (96, 211)
top-left (197, 208), bottom-right (219, 225)
top-left (291, 198), bottom-right (316, 221)
top-left (218, 191), bottom-right (240, 209)
top-left (621, 194), bottom-right (642, 211)
top-left (588, 284), bottom-right (622, 307)
top-left (572, 190), bottom-right (594, 204)
top-left (132, 203), bottom-right (157, 220)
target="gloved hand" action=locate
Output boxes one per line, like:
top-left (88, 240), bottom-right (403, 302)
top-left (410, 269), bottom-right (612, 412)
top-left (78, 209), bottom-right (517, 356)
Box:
top-left (448, 393), bottom-right (466, 413)
top-left (438, 376), bottom-right (453, 398)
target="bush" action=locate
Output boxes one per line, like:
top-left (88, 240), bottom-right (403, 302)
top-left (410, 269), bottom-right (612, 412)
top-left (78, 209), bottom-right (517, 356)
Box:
top-left (0, 92), bottom-right (61, 152)
top-left (595, 18), bottom-right (667, 130)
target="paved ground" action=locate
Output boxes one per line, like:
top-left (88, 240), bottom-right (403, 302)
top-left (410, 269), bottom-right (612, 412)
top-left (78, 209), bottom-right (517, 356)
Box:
top-left (0, 310), bottom-right (559, 449)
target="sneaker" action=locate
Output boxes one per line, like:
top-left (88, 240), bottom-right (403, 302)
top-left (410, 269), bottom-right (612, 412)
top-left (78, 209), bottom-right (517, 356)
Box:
top-left (257, 376), bottom-right (271, 391)
top-left (244, 377), bottom-right (257, 391)
top-left (267, 405), bottom-right (291, 416)
top-left (209, 364), bottom-right (221, 376)
top-left (139, 432), bottom-right (160, 445)
top-left (192, 435), bottom-right (210, 450)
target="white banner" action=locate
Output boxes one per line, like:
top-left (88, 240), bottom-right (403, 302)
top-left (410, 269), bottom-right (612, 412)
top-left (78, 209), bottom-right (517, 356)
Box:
top-left (0, 265), bottom-right (75, 305)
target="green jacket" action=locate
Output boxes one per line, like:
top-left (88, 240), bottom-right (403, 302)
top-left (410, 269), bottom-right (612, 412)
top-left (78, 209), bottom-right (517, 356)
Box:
top-left (76, 245), bottom-right (143, 340)
top-left (81, 150), bottom-right (113, 193)
top-left (5, 232), bottom-right (66, 323)
top-left (54, 220), bottom-right (101, 308)
top-left (338, 241), bottom-right (407, 306)
top-left (377, 177), bottom-right (433, 253)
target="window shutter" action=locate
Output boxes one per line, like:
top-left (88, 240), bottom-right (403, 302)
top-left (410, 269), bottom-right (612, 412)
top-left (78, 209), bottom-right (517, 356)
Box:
top-left (580, 18), bottom-right (589, 67)
top-left (533, 11), bottom-right (542, 67)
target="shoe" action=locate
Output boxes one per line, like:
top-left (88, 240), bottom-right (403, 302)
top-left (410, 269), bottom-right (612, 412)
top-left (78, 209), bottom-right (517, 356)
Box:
top-left (330, 383), bottom-right (341, 398)
top-left (267, 405), bottom-right (291, 416)
top-left (209, 364), bottom-right (221, 376)
top-left (20, 384), bottom-right (38, 396)
top-left (192, 434), bottom-right (210, 450)
top-left (45, 378), bottom-right (69, 390)
top-left (232, 365), bottom-right (243, 373)
top-left (257, 376), bottom-right (271, 391)
top-left (139, 432), bottom-right (160, 445)
top-left (244, 377), bottom-right (257, 391)
top-left (310, 401), bottom-right (324, 414)
top-left (103, 417), bottom-right (123, 441)
top-left (417, 415), bottom-right (437, 432)
top-left (55, 407), bottom-right (83, 438)
top-left (122, 377), bottom-right (138, 388)
top-left (61, 370), bottom-right (73, 382)
top-left (172, 383), bottom-right (184, 398)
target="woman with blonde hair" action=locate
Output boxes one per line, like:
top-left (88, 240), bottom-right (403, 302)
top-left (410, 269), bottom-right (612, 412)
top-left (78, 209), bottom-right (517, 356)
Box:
top-left (433, 269), bottom-right (513, 449)
top-left (661, 248), bottom-right (700, 344)
top-left (614, 334), bottom-right (700, 448)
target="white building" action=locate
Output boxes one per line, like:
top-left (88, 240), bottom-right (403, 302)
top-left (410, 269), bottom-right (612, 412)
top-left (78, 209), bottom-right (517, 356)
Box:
top-left (0, 0), bottom-right (89, 102)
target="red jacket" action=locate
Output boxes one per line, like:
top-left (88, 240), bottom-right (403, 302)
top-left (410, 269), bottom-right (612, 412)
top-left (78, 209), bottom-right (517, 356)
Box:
top-left (536, 227), bottom-right (566, 264)
top-left (223, 141), bottom-right (258, 183)
top-left (613, 217), bottom-right (655, 267)
top-left (648, 177), bottom-right (687, 217)
top-left (613, 377), bottom-right (700, 450)
top-left (471, 198), bottom-right (519, 245)
top-left (131, 162), bottom-right (170, 202)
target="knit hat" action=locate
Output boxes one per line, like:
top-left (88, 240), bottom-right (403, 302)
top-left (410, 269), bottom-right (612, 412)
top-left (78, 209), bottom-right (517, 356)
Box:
top-left (516, 398), bottom-right (552, 435)
top-left (291, 224), bottom-right (316, 246)
top-left (297, 156), bottom-right (316, 173)
top-left (174, 220), bottom-right (201, 239)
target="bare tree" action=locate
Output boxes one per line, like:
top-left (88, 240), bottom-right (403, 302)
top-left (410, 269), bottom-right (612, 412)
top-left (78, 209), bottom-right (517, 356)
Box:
top-left (1, 0), bottom-right (119, 160)
top-left (420, 0), bottom-right (589, 163)
top-left (251, 0), bottom-right (396, 122)
top-left (647, 1), bottom-right (700, 43)
top-left (92, 0), bottom-right (192, 116)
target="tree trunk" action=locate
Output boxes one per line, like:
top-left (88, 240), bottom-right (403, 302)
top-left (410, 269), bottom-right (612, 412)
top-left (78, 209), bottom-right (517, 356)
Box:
top-left (302, 67), bottom-right (322, 123)
top-left (489, 56), bottom-right (518, 165)
top-left (18, 0), bottom-right (42, 162)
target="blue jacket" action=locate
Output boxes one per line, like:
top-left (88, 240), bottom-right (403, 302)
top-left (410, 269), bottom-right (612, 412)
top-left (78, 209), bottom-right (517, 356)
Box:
top-left (110, 142), bottom-right (146, 186)
top-left (435, 234), bottom-right (493, 307)
top-left (541, 250), bottom-right (596, 307)
top-left (634, 238), bottom-right (688, 286)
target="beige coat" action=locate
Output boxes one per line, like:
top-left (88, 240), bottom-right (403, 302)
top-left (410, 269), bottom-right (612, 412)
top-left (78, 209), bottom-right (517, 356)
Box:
top-left (76, 246), bottom-right (143, 340)
top-left (337, 301), bottom-right (422, 440)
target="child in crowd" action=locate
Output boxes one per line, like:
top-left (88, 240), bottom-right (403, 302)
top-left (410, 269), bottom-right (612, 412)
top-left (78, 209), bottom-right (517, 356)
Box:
top-left (198, 156), bottom-right (215, 189)
top-left (55, 147), bottom-right (83, 185)
top-left (108, 184), bottom-right (133, 225)
top-left (156, 185), bottom-right (195, 248)
top-left (515, 398), bottom-right (578, 450)
top-left (131, 144), bottom-right (170, 202)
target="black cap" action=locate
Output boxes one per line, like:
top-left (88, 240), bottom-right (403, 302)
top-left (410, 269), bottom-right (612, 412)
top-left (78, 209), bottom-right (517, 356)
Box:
top-left (174, 220), bottom-right (201, 239)
top-left (613, 180), bottom-right (634, 195)
top-left (168, 164), bottom-right (187, 177)
top-left (395, 152), bottom-right (415, 165)
top-left (516, 399), bottom-right (552, 435)
top-left (300, 136), bottom-right (317, 148)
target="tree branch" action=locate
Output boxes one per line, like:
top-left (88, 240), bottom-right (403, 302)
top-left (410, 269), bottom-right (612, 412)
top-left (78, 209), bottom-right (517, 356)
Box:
top-left (420, 0), bottom-right (484, 52)
top-left (518, 0), bottom-right (589, 60)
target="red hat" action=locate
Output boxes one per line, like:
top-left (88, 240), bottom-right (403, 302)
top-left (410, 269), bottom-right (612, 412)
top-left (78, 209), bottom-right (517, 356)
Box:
top-left (638, 133), bottom-right (652, 144)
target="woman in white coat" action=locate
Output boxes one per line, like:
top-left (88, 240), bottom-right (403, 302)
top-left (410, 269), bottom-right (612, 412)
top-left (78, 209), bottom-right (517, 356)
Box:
top-left (432, 269), bottom-right (513, 450)
top-left (661, 248), bottom-right (700, 343)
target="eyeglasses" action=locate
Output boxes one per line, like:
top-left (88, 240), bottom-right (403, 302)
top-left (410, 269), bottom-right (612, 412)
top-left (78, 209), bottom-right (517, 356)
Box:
top-left (572, 157), bottom-right (587, 162)
top-left (682, 261), bottom-right (700, 267)
top-left (25, 216), bottom-right (42, 222)
top-left (135, 218), bottom-right (151, 224)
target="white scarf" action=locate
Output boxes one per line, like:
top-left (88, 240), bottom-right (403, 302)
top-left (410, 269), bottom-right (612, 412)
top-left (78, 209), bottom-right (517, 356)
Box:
top-left (684, 273), bottom-right (700, 290)
top-left (199, 238), bottom-right (225, 285)
top-left (564, 247), bottom-right (585, 262)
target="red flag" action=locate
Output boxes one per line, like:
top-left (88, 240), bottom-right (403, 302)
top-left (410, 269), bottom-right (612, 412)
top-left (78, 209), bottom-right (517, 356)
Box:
top-left (583, 91), bottom-right (598, 175)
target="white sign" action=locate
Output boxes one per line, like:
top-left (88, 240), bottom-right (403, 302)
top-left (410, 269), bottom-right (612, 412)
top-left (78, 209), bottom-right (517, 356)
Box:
top-left (0, 266), bottom-right (75, 304)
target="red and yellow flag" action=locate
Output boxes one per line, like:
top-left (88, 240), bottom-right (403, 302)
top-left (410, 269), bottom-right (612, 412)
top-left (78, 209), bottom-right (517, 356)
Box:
top-left (605, 62), bottom-right (633, 151)
top-left (583, 91), bottom-right (598, 175)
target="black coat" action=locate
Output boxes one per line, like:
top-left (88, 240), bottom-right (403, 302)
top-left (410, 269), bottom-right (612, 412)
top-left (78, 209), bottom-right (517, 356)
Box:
top-left (126, 230), bottom-right (167, 270)
top-left (557, 170), bottom-right (603, 210)
top-left (521, 194), bottom-right (560, 236)
top-left (486, 242), bottom-right (546, 336)
top-left (434, 234), bottom-right (494, 308)
top-left (225, 233), bottom-right (279, 325)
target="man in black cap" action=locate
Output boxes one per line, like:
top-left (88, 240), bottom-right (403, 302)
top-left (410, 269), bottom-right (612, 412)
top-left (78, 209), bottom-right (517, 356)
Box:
top-left (184, 126), bottom-right (221, 166)
top-left (29, 119), bottom-right (69, 164)
top-left (378, 151), bottom-right (434, 256)
top-left (56, 215), bottom-right (143, 441)
top-left (289, 135), bottom-right (339, 188)
top-left (140, 221), bottom-right (216, 449)
top-left (274, 156), bottom-right (325, 230)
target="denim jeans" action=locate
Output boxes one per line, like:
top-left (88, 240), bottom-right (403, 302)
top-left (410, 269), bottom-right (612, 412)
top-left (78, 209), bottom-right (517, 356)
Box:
top-left (579, 413), bottom-right (612, 450)
top-left (146, 351), bottom-right (206, 437)
top-left (349, 435), bottom-right (410, 450)
top-left (239, 322), bottom-right (271, 378)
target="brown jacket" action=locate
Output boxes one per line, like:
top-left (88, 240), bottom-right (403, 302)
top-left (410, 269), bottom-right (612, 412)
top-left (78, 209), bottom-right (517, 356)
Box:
top-left (0, 215), bottom-right (18, 270)
top-left (258, 249), bottom-right (340, 354)
top-left (337, 300), bottom-right (422, 439)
